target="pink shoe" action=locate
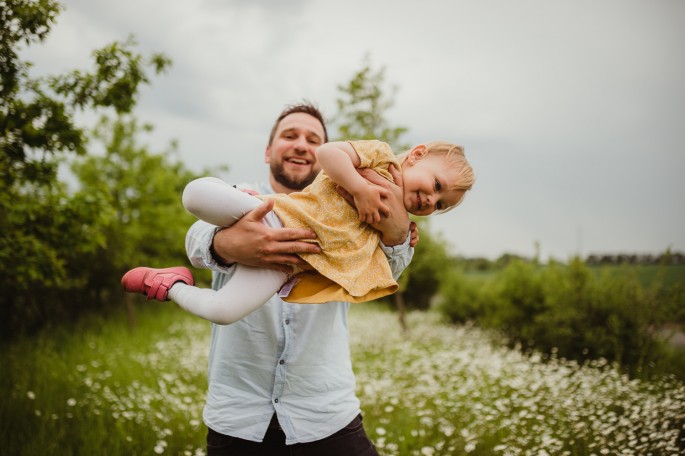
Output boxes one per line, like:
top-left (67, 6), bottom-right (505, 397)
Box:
top-left (121, 266), bottom-right (194, 301)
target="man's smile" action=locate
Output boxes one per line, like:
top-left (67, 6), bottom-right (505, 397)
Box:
top-left (285, 157), bottom-right (311, 166)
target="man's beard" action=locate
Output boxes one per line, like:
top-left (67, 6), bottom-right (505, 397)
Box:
top-left (271, 162), bottom-right (318, 191)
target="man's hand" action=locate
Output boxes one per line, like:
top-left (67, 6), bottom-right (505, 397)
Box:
top-left (212, 200), bottom-right (321, 274)
top-left (336, 165), bottom-right (419, 247)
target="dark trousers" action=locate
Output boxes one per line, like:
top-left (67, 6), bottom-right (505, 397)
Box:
top-left (206, 414), bottom-right (378, 456)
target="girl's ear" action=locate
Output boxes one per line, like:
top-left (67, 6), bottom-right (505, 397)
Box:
top-left (408, 144), bottom-right (427, 164)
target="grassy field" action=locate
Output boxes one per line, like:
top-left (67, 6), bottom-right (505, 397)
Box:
top-left (2, 303), bottom-right (684, 455)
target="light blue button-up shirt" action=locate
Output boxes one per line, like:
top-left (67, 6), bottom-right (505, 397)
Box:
top-left (185, 181), bottom-right (413, 444)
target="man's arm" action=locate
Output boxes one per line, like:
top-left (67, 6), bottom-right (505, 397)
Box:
top-left (186, 199), bottom-right (321, 275)
top-left (187, 168), bottom-right (415, 274)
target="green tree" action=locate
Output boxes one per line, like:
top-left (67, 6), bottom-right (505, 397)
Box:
top-left (70, 116), bottom-right (205, 328)
top-left (333, 55), bottom-right (408, 150)
top-left (1, 1), bottom-right (171, 186)
top-left (0, 0), bottom-right (171, 336)
top-left (401, 219), bottom-right (456, 310)
top-left (71, 116), bottom-right (204, 293)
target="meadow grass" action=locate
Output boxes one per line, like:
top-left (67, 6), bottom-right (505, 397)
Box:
top-left (352, 308), bottom-right (685, 455)
top-left (2, 302), bottom-right (684, 455)
top-left (3, 303), bottom-right (209, 455)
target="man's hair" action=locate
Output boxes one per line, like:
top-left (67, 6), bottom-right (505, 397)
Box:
top-left (267, 101), bottom-right (328, 146)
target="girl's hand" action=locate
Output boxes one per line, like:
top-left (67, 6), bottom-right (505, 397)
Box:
top-left (353, 183), bottom-right (390, 224)
top-left (334, 165), bottom-right (413, 246)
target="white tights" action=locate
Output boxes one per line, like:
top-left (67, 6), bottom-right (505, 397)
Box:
top-left (168, 177), bottom-right (289, 324)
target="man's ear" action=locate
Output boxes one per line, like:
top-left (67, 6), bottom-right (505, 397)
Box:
top-left (264, 147), bottom-right (271, 164)
top-left (409, 144), bottom-right (427, 163)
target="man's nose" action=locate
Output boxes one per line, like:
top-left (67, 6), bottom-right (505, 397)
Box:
top-left (293, 136), bottom-right (309, 152)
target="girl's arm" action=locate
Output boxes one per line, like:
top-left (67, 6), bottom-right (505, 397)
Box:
top-left (316, 141), bottom-right (390, 224)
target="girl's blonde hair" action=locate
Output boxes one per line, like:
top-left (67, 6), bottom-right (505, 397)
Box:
top-left (422, 141), bottom-right (474, 193)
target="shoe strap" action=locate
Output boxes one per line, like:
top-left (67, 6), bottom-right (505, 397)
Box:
top-left (149, 274), bottom-right (168, 301)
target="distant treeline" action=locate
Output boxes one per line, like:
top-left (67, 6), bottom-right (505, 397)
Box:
top-left (585, 251), bottom-right (685, 266)
top-left (457, 251), bottom-right (685, 271)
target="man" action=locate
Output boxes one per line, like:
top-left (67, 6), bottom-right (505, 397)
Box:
top-left (185, 102), bottom-right (415, 455)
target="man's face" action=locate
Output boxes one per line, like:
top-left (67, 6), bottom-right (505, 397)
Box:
top-left (265, 113), bottom-right (325, 193)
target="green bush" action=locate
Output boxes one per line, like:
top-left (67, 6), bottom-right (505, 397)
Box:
top-left (379, 219), bottom-right (455, 311)
top-left (439, 258), bottom-right (685, 379)
top-left (532, 261), bottom-right (660, 370)
top-left (437, 268), bottom-right (493, 323)
top-left (1, 3), bottom-right (176, 338)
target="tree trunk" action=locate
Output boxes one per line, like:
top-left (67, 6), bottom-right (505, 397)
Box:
top-left (393, 291), bottom-right (409, 333)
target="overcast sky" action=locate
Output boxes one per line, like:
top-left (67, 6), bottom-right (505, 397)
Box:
top-left (23, 0), bottom-right (685, 260)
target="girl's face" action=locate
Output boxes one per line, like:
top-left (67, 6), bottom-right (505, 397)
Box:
top-left (401, 146), bottom-right (466, 216)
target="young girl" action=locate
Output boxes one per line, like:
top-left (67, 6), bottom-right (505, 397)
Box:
top-left (121, 140), bottom-right (474, 324)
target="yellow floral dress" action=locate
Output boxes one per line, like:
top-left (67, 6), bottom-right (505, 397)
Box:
top-left (258, 140), bottom-right (401, 304)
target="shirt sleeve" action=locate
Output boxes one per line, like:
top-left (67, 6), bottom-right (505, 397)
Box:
top-left (347, 140), bottom-right (398, 182)
top-left (185, 219), bottom-right (237, 274)
top-left (380, 233), bottom-right (414, 280)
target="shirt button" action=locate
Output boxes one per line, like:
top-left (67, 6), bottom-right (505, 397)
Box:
top-left (279, 359), bottom-right (285, 365)
top-left (274, 398), bottom-right (279, 403)
top-left (285, 319), bottom-right (290, 325)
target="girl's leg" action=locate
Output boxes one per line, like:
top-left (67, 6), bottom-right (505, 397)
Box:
top-left (182, 177), bottom-right (262, 227)
top-left (168, 266), bottom-right (288, 324)
top-left (122, 177), bottom-right (287, 324)
top-left (168, 186), bottom-right (288, 324)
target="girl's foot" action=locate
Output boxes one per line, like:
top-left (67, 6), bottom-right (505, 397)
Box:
top-left (121, 267), bottom-right (194, 301)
